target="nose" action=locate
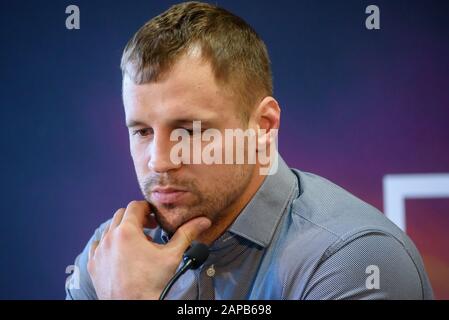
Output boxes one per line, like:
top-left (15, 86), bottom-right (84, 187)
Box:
top-left (148, 131), bottom-right (182, 173)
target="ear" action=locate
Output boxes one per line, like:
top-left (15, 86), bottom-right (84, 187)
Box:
top-left (250, 96), bottom-right (280, 152)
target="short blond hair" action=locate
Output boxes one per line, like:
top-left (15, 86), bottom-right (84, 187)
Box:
top-left (121, 1), bottom-right (273, 121)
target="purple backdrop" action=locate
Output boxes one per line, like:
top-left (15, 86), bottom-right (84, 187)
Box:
top-left (0, 0), bottom-right (448, 299)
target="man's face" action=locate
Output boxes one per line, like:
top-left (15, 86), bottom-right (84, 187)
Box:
top-left (122, 53), bottom-right (255, 234)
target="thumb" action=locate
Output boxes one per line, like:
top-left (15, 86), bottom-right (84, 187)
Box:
top-left (167, 217), bottom-right (211, 252)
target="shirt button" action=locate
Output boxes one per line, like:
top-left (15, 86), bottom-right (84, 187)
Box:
top-left (206, 265), bottom-right (215, 277)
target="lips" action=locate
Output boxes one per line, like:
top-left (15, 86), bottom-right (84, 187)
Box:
top-left (151, 186), bottom-right (188, 204)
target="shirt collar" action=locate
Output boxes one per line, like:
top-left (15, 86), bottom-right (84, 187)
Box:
top-left (160, 155), bottom-right (298, 248)
top-left (227, 155), bottom-right (298, 248)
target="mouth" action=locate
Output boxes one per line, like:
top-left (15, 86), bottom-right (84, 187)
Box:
top-left (151, 186), bottom-right (189, 204)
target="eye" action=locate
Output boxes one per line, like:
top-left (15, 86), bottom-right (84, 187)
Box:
top-left (132, 128), bottom-right (153, 137)
top-left (183, 128), bottom-right (206, 136)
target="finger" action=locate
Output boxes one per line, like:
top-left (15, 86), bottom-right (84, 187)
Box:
top-left (122, 201), bottom-right (157, 229)
top-left (167, 217), bottom-right (211, 252)
top-left (110, 208), bottom-right (126, 229)
top-left (100, 221), bottom-right (113, 242)
top-left (88, 240), bottom-right (100, 260)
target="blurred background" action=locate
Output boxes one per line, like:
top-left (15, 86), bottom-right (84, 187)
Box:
top-left (0, 0), bottom-right (448, 299)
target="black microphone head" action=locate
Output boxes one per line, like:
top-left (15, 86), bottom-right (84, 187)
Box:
top-left (183, 241), bottom-right (209, 269)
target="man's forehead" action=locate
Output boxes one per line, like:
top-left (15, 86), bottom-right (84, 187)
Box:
top-left (123, 68), bottom-right (222, 107)
top-left (123, 52), bottom-right (218, 92)
top-left (121, 53), bottom-right (241, 125)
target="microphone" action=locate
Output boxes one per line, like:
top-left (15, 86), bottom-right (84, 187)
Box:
top-left (159, 241), bottom-right (210, 300)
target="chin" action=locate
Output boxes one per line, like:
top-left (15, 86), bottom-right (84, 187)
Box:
top-left (155, 208), bottom-right (191, 234)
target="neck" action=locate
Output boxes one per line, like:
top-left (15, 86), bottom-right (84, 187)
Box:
top-left (197, 164), bottom-right (267, 245)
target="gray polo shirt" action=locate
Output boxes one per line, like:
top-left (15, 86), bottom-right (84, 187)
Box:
top-left (66, 157), bottom-right (433, 300)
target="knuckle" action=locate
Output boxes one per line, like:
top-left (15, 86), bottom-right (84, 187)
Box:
top-left (113, 208), bottom-right (125, 218)
top-left (114, 223), bottom-right (134, 241)
top-left (127, 200), bottom-right (140, 210)
top-left (127, 200), bottom-right (149, 211)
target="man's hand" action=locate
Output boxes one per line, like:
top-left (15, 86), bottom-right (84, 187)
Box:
top-left (87, 200), bottom-right (211, 300)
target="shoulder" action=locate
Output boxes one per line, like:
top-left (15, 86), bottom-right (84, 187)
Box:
top-left (274, 169), bottom-right (433, 299)
top-left (287, 169), bottom-right (418, 251)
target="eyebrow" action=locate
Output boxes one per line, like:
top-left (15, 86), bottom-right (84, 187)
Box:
top-left (171, 119), bottom-right (214, 127)
top-left (126, 120), bottom-right (148, 128)
top-left (126, 118), bottom-right (215, 128)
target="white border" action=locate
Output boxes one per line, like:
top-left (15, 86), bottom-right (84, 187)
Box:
top-left (383, 173), bottom-right (449, 231)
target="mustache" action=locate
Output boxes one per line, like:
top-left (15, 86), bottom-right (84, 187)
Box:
top-left (141, 174), bottom-right (197, 193)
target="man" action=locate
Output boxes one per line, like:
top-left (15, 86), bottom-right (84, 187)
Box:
top-left (66, 1), bottom-right (433, 300)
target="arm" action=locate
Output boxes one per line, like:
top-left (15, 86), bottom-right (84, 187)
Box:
top-left (301, 233), bottom-right (429, 300)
